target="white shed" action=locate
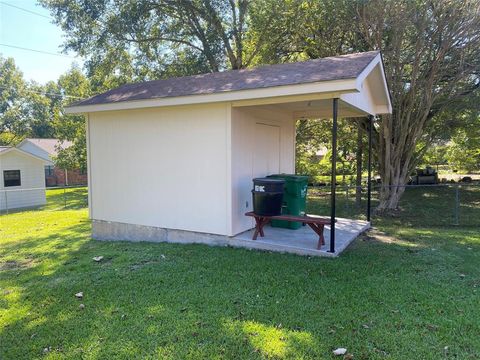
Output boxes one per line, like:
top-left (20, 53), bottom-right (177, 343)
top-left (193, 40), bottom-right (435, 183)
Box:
top-left (67, 51), bottom-right (391, 245)
top-left (0, 147), bottom-right (48, 211)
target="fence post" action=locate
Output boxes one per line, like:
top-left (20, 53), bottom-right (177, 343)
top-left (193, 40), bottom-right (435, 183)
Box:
top-left (367, 115), bottom-right (373, 222)
top-left (346, 185), bottom-right (350, 214)
top-left (454, 184), bottom-right (460, 226)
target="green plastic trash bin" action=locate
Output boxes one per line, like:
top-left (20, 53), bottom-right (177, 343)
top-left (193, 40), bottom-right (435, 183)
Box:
top-left (267, 174), bottom-right (309, 229)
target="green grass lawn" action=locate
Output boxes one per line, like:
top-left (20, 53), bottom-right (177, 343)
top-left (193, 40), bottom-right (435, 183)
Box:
top-left (1, 188), bottom-right (479, 359)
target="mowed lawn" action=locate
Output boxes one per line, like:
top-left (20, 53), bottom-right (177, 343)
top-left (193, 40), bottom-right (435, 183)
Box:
top-left (1, 187), bottom-right (480, 359)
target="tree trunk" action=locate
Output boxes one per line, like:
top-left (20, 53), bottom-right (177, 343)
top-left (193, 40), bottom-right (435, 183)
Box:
top-left (375, 114), bottom-right (413, 212)
top-left (353, 1), bottom-right (480, 212)
top-left (378, 184), bottom-right (406, 211)
top-left (355, 121), bottom-right (363, 207)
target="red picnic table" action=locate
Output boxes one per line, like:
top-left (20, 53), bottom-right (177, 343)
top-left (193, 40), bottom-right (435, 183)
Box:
top-left (245, 211), bottom-right (332, 250)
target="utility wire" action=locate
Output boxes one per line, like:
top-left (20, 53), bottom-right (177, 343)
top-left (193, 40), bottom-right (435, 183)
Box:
top-left (0, 1), bottom-right (87, 99)
top-left (0, 85), bottom-right (84, 99)
top-left (0, 43), bottom-right (79, 59)
top-left (0, 3), bottom-right (81, 59)
top-left (0, 1), bottom-right (53, 20)
top-left (2, 0), bottom-right (110, 36)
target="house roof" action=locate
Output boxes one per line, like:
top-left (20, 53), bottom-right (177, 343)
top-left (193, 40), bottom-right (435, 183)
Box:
top-left (70, 51), bottom-right (380, 108)
top-left (0, 146), bottom-right (49, 162)
top-left (22, 138), bottom-right (72, 156)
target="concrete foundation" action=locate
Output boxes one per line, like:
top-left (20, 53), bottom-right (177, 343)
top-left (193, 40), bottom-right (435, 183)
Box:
top-left (92, 220), bottom-right (228, 246)
top-left (92, 217), bottom-right (369, 257)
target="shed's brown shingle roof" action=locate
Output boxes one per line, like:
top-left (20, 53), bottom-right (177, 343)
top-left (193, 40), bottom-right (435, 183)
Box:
top-left (72, 51), bottom-right (379, 107)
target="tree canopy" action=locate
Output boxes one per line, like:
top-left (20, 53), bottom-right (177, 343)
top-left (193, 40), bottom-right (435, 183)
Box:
top-left (0, 55), bottom-right (58, 144)
top-left (2, 0), bottom-right (480, 209)
top-left (40, 0), bottom-right (288, 82)
top-left (0, 56), bottom-right (91, 170)
top-left (247, 0), bottom-right (480, 209)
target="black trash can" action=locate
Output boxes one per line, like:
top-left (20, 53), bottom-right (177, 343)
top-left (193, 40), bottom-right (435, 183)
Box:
top-left (252, 178), bottom-right (285, 216)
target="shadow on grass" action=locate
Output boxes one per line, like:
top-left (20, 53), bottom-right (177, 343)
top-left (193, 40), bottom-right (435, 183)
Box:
top-left (44, 187), bottom-right (88, 210)
top-left (2, 184), bottom-right (480, 358)
top-left (1, 208), bottom-right (480, 359)
top-left (0, 187), bottom-right (88, 216)
top-left (0, 222), bottom-right (331, 358)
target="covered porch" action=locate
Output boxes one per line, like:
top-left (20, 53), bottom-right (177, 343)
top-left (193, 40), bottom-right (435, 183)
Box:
top-left (229, 52), bottom-right (391, 256)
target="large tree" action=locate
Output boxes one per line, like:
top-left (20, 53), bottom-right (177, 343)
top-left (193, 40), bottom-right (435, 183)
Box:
top-left (249, 0), bottom-right (480, 210)
top-left (357, 0), bottom-right (480, 210)
top-left (52, 66), bottom-right (92, 171)
top-left (41, 0), bottom-right (480, 210)
top-left (0, 56), bottom-right (30, 144)
top-left (0, 55), bottom-right (91, 169)
top-left (40, 0), bottom-right (285, 81)
top-left (0, 56), bottom-right (58, 144)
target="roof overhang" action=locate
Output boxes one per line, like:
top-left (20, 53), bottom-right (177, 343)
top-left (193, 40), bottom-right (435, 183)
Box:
top-left (66, 53), bottom-right (391, 117)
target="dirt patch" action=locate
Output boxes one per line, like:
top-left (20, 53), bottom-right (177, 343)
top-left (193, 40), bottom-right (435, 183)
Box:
top-left (0, 258), bottom-right (36, 271)
top-left (362, 229), bottom-right (399, 244)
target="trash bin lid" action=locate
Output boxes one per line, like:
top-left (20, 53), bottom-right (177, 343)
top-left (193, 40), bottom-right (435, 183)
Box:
top-left (253, 177), bottom-right (285, 184)
top-left (268, 174), bottom-right (309, 182)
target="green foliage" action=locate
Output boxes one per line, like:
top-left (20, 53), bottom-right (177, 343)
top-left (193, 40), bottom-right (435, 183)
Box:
top-left (0, 56), bottom-right (30, 144)
top-left (296, 118), bottom-right (367, 183)
top-left (445, 116), bottom-right (480, 173)
top-left (53, 66), bottom-right (92, 171)
top-left (0, 55), bottom-right (91, 169)
top-left (247, 0), bottom-right (363, 64)
top-left (40, 0), bottom-right (274, 81)
top-left (419, 105), bottom-right (480, 172)
top-left (446, 140), bottom-right (480, 173)
top-left (0, 56), bottom-right (63, 144)
top-left (420, 145), bottom-right (448, 168)
top-left (0, 132), bottom-right (18, 146)
top-left (24, 81), bottom-right (57, 138)
top-left (249, 0), bottom-right (480, 209)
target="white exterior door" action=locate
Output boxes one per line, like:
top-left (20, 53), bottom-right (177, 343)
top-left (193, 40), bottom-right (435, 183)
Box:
top-left (253, 123), bottom-right (280, 178)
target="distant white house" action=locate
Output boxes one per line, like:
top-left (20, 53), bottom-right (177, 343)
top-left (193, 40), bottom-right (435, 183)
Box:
top-left (17, 138), bottom-right (67, 162)
top-left (0, 146), bottom-right (48, 211)
top-left (17, 138), bottom-right (87, 187)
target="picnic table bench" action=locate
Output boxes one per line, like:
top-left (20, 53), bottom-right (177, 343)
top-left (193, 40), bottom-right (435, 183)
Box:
top-left (245, 211), bottom-right (332, 249)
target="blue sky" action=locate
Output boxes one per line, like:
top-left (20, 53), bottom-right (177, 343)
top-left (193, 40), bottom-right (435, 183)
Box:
top-left (0, 0), bottom-right (82, 84)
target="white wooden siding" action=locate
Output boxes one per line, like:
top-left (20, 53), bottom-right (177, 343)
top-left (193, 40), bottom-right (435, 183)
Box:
top-left (0, 151), bottom-right (46, 210)
top-left (87, 103), bottom-right (230, 235)
top-left (230, 106), bottom-right (296, 235)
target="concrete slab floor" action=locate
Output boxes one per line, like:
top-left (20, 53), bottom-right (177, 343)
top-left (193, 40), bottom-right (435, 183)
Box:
top-left (231, 217), bottom-right (370, 257)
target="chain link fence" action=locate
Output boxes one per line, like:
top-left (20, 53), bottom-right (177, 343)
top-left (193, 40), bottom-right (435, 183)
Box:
top-left (2, 183), bottom-right (479, 227)
top-left (0, 186), bottom-right (88, 215)
top-left (307, 183), bottom-right (480, 227)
